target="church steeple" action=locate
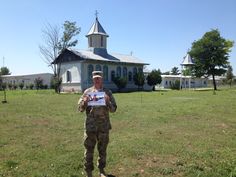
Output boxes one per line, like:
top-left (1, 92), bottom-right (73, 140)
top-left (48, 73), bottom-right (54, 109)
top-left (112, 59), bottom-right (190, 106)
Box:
top-left (86, 12), bottom-right (109, 56)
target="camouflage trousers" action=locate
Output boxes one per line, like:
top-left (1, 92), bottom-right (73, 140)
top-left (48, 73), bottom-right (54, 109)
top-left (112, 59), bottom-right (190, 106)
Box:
top-left (84, 131), bottom-right (109, 172)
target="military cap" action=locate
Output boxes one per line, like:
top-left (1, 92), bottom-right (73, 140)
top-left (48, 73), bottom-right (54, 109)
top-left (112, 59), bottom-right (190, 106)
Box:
top-left (92, 71), bottom-right (103, 78)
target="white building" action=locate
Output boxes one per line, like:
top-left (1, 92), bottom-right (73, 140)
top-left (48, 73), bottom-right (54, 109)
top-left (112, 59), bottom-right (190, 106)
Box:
top-left (53, 17), bottom-right (151, 92)
top-left (2, 73), bottom-right (53, 89)
top-left (160, 75), bottom-right (208, 89)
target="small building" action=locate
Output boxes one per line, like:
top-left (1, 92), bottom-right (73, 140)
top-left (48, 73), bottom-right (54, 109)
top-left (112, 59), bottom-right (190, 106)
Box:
top-left (2, 73), bottom-right (53, 89)
top-left (53, 16), bottom-right (151, 92)
top-left (160, 75), bottom-right (208, 89)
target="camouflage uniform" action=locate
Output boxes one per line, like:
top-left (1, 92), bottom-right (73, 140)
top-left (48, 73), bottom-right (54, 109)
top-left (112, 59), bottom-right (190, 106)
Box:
top-left (78, 86), bottom-right (117, 174)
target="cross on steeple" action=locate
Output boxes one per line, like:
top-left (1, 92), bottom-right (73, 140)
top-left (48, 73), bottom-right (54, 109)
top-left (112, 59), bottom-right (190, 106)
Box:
top-left (95, 10), bottom-right (99, 19)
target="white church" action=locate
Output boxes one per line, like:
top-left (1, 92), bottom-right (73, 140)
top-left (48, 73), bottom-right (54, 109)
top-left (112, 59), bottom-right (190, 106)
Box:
top-left (53, 17), bottom-right (151, 92)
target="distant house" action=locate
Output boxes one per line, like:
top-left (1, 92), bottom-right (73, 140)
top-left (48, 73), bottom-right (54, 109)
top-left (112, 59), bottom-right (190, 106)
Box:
top-left (160, 75), bottom-right (208, 89)
top-left (53, 17), bottom-right (151, 92)
top-left (2, 73), bottom-right (53, 89)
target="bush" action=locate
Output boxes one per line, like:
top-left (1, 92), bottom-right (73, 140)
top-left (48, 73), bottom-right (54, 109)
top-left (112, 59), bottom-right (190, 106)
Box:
top-left (112, 77), bottom-right (127, 91)
top-left (19, 82), bottom-right (24, 90)
top-left (170, 80), bottom-right (180, 90)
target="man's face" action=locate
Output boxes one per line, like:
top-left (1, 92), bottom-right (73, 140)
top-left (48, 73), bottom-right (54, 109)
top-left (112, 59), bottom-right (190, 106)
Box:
top-left (93, 77), bottom-right (103, 88)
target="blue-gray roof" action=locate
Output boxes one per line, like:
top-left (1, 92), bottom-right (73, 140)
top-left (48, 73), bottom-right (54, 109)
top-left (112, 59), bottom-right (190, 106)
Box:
top-left (71, 49), bottom-right (148, 65)
top-left (86, 17), bottom-right (109, 37)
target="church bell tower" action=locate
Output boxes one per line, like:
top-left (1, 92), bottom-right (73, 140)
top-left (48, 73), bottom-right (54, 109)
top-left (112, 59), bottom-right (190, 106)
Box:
top-left (86, 12), bottom-right (109, 57)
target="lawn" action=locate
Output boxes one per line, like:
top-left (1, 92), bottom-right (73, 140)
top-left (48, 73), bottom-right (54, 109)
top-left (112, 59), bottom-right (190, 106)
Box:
top-left (0, 88), bottom-right (236, 177)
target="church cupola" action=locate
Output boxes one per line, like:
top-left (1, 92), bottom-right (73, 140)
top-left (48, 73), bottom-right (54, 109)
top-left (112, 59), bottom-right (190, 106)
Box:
top-left (86, 14), bottom-right (109, 56)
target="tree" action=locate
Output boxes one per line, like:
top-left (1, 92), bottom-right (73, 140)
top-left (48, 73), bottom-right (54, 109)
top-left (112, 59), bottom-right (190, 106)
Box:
top-left (189, 29), bottom-right (234, 90)
top-left (147, 69), bottom-right (162, 91)
top-left (170, 67), bottom-right (180, 75)
top-left (226, 65), bottom-right (234, 87)
top-left (39, 21), bottom-right (81, 93)
top-left (19, 82), bottom-right (24, 90)
top-left (0, 67), bottom-right (11, 75)
top-left (133, 72), bottom-right (145, 90)
top-left (34, 77), bottom-right (44, 90)
top-left (112, 77), bottom-right (127, 92)
top-left (182, 67), bottom-right (192, 76)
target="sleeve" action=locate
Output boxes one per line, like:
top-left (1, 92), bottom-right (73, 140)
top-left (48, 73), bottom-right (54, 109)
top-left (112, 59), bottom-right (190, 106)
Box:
top-left (78, 91), bottom-right (88, 112)
top-left (106, 90), bottom-right (117, 113)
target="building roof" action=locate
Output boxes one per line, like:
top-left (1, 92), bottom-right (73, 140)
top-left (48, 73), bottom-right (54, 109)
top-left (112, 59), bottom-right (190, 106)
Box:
top-left (53, 49), bottom-right (148, 65)
top-left (86, 17), bottom-right (109, 37)
top-left (181, 53), bottom-right (194, 66)
top-left (72, 49), bottom-right (148, 65)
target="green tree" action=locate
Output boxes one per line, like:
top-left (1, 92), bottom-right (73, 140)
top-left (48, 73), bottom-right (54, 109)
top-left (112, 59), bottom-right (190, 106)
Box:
top-left (182, 67), bottom-right (193, 76)
top-left (133, 72), bottom-right (145, 90)
top-left (170, 67), bottom-right (180, 75)
top-left (19, 82), bottom-right (24, 90)
top-left (189, 29), bottom-right (234, 90)
top-left (113, 77), bottom-right (127, 92)
top-left (226, 65), bottom-right (234, 87)
top-left (0, 67), bottom-right (11, 75)
top-left (34, 77), bottom-right (44, 90)
top-left (39, 21), bottom-right (80, 93)
top-left (147, 69), bottom-right (162, 91)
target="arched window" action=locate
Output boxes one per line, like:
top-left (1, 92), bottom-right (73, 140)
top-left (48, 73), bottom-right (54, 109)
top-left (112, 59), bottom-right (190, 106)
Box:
top-left (111, 70), bottom-right (115, 81)
top-left (116, 66), bottom-right (121, 77)
top-left (101, 36), bottom-right (103, 47)
top-left (95, 64), bottom-right (102, 71)
top-left (133, 67), bottom-right (137, 81)
top-left (123, 67), bottom-right (127, 79)
top-left (89, 37), bottom-right (92, 47)
top-left (103, 65), bottom-right (108, 81)
top-left (133, 67), bottom-right (137, 75)
top-left (128, 71), bottom-right (132, 82)
top-left (66, 70), bottom-right (71, 82)
top-left (88, 64), bottom-right (94, 82)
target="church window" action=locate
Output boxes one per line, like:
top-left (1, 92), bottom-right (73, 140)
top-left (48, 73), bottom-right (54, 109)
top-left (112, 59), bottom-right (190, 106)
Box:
top-left (133, 67), bottom-right (137, 75)
top-left (101, 36), bottom-right (103, 47)
top-left (66, 70), bottom-right (71, 82)
top-left (88, 64), bottom-right (94, 82)
top-left (96, 64), bottom-right (102, 71)
top-left (123, 67), bottom-right (127, 79)
top-left (111, 70), bottom-right (115, 81)
top-left (103, 65), bottom-right (108, 81)
top-left (133, 67), bottom-right (137, 81)
top-left (90, 37), bottom-right (92, 47)
top-left (166, 81), bottom-right (168, 85)
top-left (128, 71), bottom-right (132, 82)
top-left (116, 66), bottom-right (121, 77)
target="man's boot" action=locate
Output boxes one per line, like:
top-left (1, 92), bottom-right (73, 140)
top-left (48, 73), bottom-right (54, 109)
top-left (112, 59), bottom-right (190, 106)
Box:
top-left (86, 171), bottom-right (92, 177)
top-left (99, 169), bottom-right (107, 177)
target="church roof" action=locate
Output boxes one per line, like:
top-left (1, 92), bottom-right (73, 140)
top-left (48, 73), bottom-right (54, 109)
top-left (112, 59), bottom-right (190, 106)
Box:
top-left (73, 49), bottom-right (147, 65)
top-left (86, 17), bottom-right (109, 37)
top-left (53, 49), bottom-right (148, 65)
top-left (181, 53), bottom-right (194, 66)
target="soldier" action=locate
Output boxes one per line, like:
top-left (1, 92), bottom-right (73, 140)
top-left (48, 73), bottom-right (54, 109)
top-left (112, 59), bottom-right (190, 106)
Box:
top-left (78, 71), bottom-right (117, 177)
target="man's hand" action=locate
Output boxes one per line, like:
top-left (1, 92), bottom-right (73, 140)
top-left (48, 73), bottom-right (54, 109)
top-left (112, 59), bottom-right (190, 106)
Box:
top-left (83, 95), bottom-right (89, 104)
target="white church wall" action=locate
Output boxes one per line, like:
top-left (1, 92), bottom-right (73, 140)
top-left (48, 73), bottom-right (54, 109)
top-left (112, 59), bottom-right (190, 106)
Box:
top-left (60, 62), bottom-right (82, 83)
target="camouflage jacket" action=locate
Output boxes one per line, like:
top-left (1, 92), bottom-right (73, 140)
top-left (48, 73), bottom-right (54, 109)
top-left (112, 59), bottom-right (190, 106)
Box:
top-left (78, 87), bottom-right (117, 132)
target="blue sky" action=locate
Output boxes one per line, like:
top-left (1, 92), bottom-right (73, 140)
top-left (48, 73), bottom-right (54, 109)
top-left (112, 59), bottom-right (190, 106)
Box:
top-left (0, 0), bottom-right (236, 75)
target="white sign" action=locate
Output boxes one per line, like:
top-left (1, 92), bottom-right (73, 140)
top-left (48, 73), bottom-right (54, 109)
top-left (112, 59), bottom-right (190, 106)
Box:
top-left (87, 92), bottom-right (106, 106)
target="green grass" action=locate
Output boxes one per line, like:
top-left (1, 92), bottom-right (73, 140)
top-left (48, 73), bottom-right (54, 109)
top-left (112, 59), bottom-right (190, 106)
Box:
top-left (0, 88), bottom-right (236, 177)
